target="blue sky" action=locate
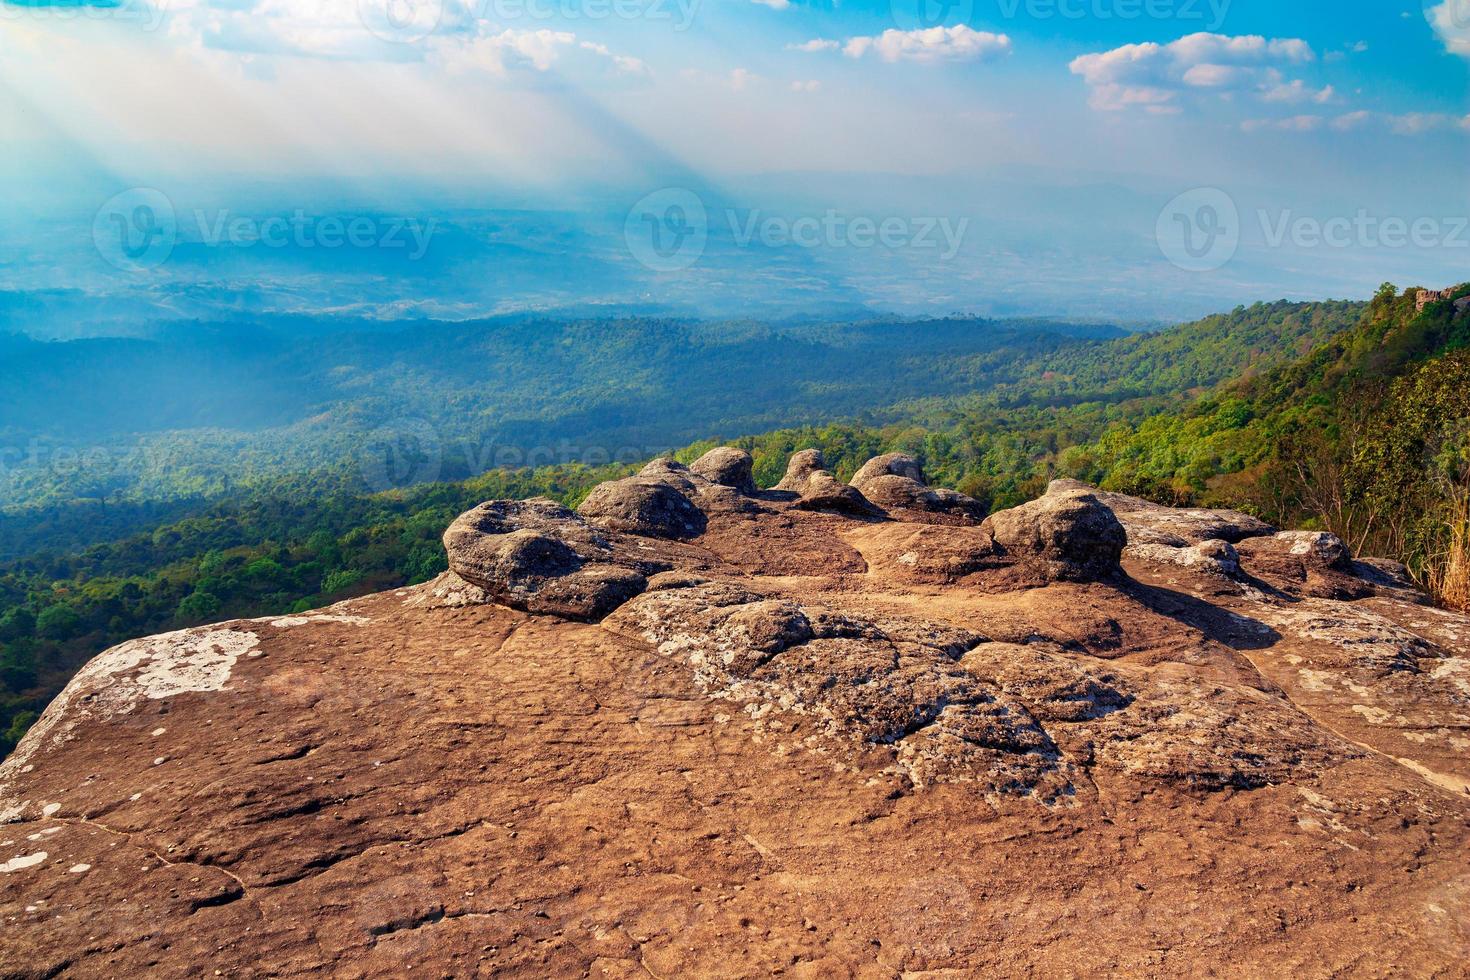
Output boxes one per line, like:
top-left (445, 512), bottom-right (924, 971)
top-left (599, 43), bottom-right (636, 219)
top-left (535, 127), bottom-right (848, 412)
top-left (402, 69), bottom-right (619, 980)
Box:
top-left (0, 0), bottom-right (1466, 321)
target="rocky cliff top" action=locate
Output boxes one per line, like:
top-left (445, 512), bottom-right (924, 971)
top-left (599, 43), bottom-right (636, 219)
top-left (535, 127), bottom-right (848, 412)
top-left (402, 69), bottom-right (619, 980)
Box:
top-left (2, 450), bottom-right (1468, 977)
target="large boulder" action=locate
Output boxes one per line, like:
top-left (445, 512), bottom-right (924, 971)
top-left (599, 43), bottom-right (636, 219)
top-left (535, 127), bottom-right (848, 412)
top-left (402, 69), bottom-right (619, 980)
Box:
top-left (578, 478), bottom-right (708, 540)
top-left (772, 449), bottom-right (877, 515)
top-left (851, 453), bottom-right (926, 488)
top-left (849, 454), bottom-right (985, 523)
top-left (689, 447), bottom-right (757, 495)
top-left (791, 472), bottom-right (877, 516)
top-left (444, 499), bottom-right (651, 620)
top-left (774, 449), bottom-right (827, 492)
top-left (1048, 479), bottom-right (1274, 547)
top-left (981, 485), bottom-right (1127, 582)
top-left (1235, 531), bottom-right (1372, 599)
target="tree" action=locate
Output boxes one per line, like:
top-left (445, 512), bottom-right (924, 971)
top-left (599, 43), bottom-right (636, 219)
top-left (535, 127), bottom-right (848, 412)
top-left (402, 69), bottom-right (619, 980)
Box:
top-left (176, 591), bottom-right (222, 623)
top-left (36, 605), bottom-right (82, 641)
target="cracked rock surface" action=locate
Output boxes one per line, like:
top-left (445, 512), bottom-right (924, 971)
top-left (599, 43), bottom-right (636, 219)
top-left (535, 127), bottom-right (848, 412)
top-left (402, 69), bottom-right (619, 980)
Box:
top-left (3, 458), bottom-right (1469, 977)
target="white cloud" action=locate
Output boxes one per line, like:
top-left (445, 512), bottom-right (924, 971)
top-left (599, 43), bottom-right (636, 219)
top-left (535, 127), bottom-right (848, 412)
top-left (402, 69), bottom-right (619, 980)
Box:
top-left (790, 79), bottom-right (821, 93)
top-left (1384, 111), bottom-right (1470, 135)
top-left (1181, 63), bottom-right (1249, 88)
top-left (1260, 79), bottom-right (1335, 104)
top-left (730, 68), bottom-right (755, 91)
top-left (751, 0), bottom-right (792, 8)
top-left (1331, 110), bottom-right (1373, 131)
top-left (432, 29), bottom-right (647, 77)
top-left (1071, 32), bottom-right (1317, 113)
top-left (154, 1), bottom-right (645, 79)
top-left (1259, 110), bottom-right (1470, 136)
top-left (842, 26), bottom-right (1012, 64)
top-left (789, 39), bottom-right (840, 53)
top-left (1241, 114), bottom-right (1324, 132)
top-left (1425, 1), bottom-right (1470, 57)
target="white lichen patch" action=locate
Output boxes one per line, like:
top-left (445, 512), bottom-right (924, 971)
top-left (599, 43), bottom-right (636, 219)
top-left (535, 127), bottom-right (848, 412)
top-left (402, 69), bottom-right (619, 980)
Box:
top-left (1430, 658), bottom-right (1470, 695)
top-left (1352, 704), bottom-right (1393, 725)
top-left (404, 572), bottom-right (490, 610)
top-left (0, 852), bottom-right (47, 873)
top-left (0, 628), bottom-right (259, 780)
top-left (266, 614), bottom-right (370, 629)
top-left (1259, 601), bottom-right (1436, 672)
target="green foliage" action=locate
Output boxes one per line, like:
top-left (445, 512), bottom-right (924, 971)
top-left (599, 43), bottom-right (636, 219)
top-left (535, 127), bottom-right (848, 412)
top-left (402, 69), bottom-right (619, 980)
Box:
top-left (9, 292), bottom-right (1467, 757)
top-left (176, 591), bottom-right (222, 623)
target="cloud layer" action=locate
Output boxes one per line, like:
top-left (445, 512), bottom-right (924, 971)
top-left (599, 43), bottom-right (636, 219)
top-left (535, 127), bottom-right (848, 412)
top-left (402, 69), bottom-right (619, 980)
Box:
top-left (1425, 0), bottom-right (1470, 58)
top-left (1070, 32), bottom-right (1316, 113)
top-left (795, 26), bottom-right (1012, 64)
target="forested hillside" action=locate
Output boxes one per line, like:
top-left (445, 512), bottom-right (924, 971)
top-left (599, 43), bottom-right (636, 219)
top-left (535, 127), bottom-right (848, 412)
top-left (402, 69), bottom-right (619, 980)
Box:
top-left (12, 288), bottom-right (1469, 757)
top-left (0, 314), bottom-right (1123, 557)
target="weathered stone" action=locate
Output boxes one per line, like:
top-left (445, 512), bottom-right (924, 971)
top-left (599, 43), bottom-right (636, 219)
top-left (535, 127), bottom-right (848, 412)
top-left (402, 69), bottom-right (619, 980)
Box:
top-left (851, 452), bottom-right (926, 488)
top-left (1127, 538), bottom-right (1241, 577)
top-left (1237, 530), bottom-right (1352, 570)
top-left (689, 447), bottom-right (757, 494)
top-left (846, 454), bottom-right (984, 523)
top-left (444, 498), bottom-right (652, 619)
top-left (981, 485), bottom-right (1127, 581)
top-left (1050, 479), bottom-right (1275, 546)
top-left (795, 474), bottom-right (875, 515)
top-left (774, 448), bottom-right (826, 492)
top-left (7, 479), bottom-right (1470, 978)
top-left (578, 477), bottom-right (708, 540)
top-left (859, 474), bottom-right (986, 522)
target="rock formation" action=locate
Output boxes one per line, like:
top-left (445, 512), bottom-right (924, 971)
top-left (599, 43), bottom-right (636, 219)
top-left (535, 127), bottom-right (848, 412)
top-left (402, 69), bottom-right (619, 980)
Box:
top-left (689, 446), bottom-right (758, 495)
top-left (771, 449), bottom-right (877, 515)
top-left (849, 452), bottom-right (986, 523)
top-left (3, 453), bottom-right (1468, 976)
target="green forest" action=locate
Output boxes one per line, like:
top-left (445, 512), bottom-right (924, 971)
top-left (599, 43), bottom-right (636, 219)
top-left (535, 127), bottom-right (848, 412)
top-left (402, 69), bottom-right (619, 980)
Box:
top-left (2, 285), bottom-right (1466, 755)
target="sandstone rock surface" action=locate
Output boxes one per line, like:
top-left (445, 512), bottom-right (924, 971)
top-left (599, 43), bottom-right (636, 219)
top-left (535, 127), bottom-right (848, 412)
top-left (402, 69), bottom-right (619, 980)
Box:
top-left (3, 461), bottom-right (1469, 977)
top-left (772, 449), bottom-right (876, 515)
top-left (689, 447), bottom-right (757, 495)
top-left (981, 483), bottom-right (1128, 581)
top-left (850, 453), bottom-right (985, 524)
